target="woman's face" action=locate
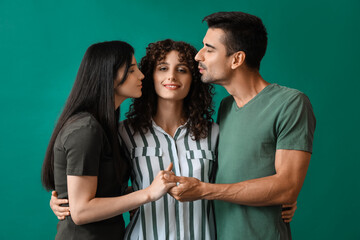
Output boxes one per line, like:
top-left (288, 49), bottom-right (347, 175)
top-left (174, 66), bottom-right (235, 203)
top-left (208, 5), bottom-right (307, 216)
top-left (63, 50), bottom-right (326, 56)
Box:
top-left (114, 55), bottom-right (144, 107)
top-left (153, 50), bottom-right (192, 102)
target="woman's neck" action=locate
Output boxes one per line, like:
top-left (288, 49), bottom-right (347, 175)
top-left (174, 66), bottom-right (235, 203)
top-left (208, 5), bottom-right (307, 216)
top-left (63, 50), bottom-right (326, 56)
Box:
top-left (153, 98), bottom-right (187, 138)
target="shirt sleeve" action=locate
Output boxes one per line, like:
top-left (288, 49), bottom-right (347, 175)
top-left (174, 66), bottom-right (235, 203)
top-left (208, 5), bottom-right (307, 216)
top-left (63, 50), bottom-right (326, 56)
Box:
top-left (276, 93), bottom-right (316, 153)
top-left (63, 125), bottom-right (103, 176)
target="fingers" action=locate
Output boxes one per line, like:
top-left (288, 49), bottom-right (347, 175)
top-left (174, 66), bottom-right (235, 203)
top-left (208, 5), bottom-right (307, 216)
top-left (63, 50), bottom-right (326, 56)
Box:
top-left (167, 185), bottom-right (183, 197)
top-left (282, 212), bottom-right (293, 222)
top-left (53, 206), bottom-right (70, 220)
top-left (51, 191), bottom-right (69, 206)
top-left (282, 208), bottom-right (296, 218)
top-left (282, 201), bottom-right (297, 208)
top-left (282, 204), bottom-right (297, 223)
top-left (167, 188), bottom-right (180, 200)
top-left (53, 205), bottom-right (70, 215)
top-left (50, 191), bottom-right (70, 220)
top-left (165, 162), bottom-right (173, 171)
top-left (54, 198), bottom-right (69, 205)
top-left (164, 174), bottom-right (182, 183)
top-left (55, 208), bottom-right (71, 216)
top-left (51, 191), bottom-right (68, 205)
top-left (166, 182), bottom-right (177, 189)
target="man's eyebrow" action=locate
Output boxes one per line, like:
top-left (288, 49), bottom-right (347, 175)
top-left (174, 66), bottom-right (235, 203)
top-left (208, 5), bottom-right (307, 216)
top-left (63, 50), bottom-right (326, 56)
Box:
top-left (205, 43), bottom-right (216, 49)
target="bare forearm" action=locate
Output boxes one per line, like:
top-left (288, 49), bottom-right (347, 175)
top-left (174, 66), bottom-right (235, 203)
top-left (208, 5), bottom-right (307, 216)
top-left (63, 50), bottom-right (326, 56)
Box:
top-left (71, 189), bottom-right (150, 225)
top-left (201, 150), bottom-right (311, 206)
top-left (68, 165), bottom-right (175, 225)
top-left (202, 175), bottom-right (298, 206)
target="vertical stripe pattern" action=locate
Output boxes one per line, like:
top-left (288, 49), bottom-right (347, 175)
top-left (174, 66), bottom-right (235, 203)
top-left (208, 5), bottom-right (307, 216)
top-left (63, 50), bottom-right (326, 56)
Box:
top-left (119, 120), bottom-right (219, 240)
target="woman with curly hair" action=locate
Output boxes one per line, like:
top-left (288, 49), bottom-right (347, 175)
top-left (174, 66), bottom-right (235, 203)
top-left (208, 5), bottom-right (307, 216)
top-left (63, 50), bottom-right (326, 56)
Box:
top-left (119, 39), bottom-right (218, 240)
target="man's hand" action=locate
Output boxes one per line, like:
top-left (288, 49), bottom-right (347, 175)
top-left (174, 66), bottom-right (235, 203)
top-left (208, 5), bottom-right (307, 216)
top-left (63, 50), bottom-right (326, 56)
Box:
top-left (50, 191), bottom-right (70, 220)
top-left (282, 201), bottom-right (298, 223)
top-left (165, 175), bottom-right (204, 202)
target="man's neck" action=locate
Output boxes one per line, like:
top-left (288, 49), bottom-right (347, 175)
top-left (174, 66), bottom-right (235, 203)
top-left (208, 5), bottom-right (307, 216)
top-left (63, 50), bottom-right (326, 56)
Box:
top-left (222, 69), bottom-right (269, 108)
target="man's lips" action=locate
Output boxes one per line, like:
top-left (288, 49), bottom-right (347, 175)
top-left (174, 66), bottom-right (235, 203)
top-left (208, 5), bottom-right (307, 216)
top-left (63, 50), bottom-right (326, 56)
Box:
top-left (198, 63), bottom-right (206, 73)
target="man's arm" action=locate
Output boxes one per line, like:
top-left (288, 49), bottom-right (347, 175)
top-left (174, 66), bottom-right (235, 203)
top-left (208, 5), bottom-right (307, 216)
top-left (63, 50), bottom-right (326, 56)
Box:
top-left (167, 149), bottom-right (310, 206)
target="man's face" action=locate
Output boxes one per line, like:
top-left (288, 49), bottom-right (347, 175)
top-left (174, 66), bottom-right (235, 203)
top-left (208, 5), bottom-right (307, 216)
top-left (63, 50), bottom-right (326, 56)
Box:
top-left (195, 28), bottom-right (233, 84)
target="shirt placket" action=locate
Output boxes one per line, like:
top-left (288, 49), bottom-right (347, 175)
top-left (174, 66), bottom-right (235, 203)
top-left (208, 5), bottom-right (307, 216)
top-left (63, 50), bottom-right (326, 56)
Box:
top-left (165, 128), bottom-right (184, 240)
top-left (152, 122), bottom-right (185, 240)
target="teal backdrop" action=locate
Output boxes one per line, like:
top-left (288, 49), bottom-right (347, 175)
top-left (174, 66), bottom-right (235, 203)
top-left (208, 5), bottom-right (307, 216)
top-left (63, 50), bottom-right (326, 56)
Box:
top-left (1, 0), bottom-right (359, 239)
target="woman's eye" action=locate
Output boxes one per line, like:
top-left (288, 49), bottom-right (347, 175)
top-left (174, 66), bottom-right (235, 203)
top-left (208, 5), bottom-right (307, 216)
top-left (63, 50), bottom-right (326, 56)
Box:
top-left (129, 69), bottom-right (135, 73)
top-left (159, 67), bottom-right (167, 71)
top-left (178, 68), bottom-right (187, 73)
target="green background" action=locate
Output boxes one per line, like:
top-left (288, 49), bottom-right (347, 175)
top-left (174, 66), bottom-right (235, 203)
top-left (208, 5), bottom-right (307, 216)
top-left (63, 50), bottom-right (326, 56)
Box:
top-left (1, 0), bottom-right (359, 239)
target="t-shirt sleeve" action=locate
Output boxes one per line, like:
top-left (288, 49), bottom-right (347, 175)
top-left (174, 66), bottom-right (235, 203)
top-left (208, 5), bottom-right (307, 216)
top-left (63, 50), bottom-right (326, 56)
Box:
top-left (63, 126), bottom-right (103, 176)
top-left (276, 93), bottom-right (316, 153)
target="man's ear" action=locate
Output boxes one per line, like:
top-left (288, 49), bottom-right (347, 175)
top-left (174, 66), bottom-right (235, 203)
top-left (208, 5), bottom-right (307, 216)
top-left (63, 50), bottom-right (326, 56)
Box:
top-left (231, 51), bottom-right (246, 69)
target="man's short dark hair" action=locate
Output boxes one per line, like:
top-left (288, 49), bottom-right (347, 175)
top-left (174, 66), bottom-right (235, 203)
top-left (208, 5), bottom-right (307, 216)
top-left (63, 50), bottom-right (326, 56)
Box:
top-left (203, 11), bottom-right (268, 70)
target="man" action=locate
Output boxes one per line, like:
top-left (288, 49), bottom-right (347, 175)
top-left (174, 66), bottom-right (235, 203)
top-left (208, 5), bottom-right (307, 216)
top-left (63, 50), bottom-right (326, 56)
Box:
top-left (166, 11), bottom-right (316, 239)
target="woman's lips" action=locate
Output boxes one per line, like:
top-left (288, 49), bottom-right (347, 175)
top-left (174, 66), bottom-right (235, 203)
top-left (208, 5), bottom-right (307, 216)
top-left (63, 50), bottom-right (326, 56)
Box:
top-left (163, 84), bottom-right (180, 89)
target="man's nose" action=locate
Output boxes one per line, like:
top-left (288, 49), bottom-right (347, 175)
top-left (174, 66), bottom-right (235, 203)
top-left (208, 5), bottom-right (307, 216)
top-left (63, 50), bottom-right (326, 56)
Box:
top-left (195, 48), bottom-right (204, 62)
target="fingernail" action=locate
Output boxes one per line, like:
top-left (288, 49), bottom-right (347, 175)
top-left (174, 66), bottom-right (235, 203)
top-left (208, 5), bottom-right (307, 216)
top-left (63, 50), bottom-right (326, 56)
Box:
top-left (164, 173), bottom-right (169, 179)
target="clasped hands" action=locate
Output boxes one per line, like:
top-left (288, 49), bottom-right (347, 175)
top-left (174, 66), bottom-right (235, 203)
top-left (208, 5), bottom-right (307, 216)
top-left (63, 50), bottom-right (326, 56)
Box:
top-left (163, 171), bottom-right (204, 202)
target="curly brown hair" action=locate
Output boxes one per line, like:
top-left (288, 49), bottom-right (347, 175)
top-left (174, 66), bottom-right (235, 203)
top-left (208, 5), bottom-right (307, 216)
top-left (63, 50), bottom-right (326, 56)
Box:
top-left (126, 39), bottom-right (214, 140)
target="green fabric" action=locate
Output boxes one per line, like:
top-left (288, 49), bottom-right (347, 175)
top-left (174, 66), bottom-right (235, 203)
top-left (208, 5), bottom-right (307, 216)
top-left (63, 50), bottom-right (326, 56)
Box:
top-left (53, 112), bottom-right (125, 240)
top-left (215, 84), bottom-right (316, 240)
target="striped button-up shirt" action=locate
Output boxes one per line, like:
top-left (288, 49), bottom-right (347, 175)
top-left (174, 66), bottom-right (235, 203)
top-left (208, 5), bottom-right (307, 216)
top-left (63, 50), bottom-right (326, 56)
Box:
top-left (119, 120), bottom-right (219, 240)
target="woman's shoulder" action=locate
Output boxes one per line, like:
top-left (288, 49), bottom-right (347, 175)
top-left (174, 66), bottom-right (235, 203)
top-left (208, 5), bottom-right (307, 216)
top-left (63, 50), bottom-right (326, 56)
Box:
top-left (118, 119), bottom-right (139, 135)
top-left (65, 112), bottom-right (101, 131)
top-left (209, 121), bottom-right (219, 133)
top-left (118, 119), bottom-right (131, 133)
top-left (58, 112), bottom-right (103, 145)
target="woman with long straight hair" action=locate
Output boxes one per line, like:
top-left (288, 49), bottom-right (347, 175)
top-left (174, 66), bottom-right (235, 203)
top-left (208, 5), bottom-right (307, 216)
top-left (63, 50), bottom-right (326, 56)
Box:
top-left (42, 41), bottom-right (176, 240)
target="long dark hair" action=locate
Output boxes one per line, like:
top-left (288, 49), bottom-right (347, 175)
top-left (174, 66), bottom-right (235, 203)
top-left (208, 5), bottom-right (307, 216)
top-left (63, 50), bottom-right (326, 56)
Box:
top-left (126, 39), bottom-right (214, 140)
top-left (42, 41), bottom-right (133, 190)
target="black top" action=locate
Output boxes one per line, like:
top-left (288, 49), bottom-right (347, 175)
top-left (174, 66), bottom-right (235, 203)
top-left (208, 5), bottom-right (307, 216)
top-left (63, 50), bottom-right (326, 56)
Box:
top-left (53, 112), bottom-right (126, 240)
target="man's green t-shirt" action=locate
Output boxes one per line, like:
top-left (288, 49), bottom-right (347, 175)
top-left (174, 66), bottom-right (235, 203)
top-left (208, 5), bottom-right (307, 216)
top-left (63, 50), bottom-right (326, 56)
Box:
top-left (215, 83), bottom-right (316, 240)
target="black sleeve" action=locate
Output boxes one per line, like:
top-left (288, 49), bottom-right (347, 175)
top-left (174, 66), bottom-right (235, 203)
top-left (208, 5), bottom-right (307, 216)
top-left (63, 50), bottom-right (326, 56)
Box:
top-left (63, 126), bottom-right (103, 176)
